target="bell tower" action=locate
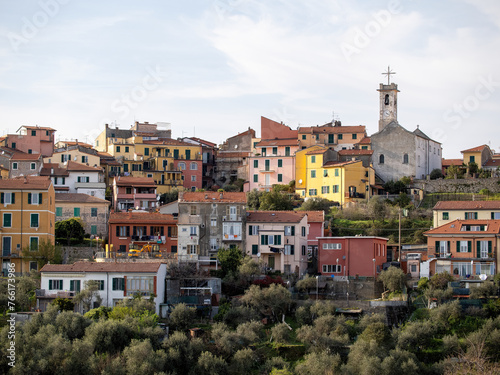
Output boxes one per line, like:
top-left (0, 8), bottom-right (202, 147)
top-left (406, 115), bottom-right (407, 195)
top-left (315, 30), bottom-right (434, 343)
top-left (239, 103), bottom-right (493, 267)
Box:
top-left (377, 66), bottom-right (399, 131)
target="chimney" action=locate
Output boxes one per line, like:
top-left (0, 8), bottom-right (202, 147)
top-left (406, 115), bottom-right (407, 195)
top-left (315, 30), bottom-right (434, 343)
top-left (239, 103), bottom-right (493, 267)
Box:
top-left (219, 192), bottom-right (223, 199)
top-left (178, 191), bottom-right (184, 200)
top-left (128, 209), bottom-right (132, 218)
top-left (50, 168), bottom-right (54, 174)
top-left (23, 176), bottom-right (28, 184)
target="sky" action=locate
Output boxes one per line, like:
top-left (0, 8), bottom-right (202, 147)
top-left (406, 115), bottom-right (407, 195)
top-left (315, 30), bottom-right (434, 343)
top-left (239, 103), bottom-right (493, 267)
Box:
top-left (0, 0), bottom-right (499, 159)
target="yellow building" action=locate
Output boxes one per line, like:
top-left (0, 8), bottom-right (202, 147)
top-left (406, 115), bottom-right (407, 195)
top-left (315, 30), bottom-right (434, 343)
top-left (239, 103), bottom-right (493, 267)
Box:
top-left (460, 145), bottom-right (493, 167)
top-left (0, 176), bottom-right (55, 275)
top-left (295, 146), bottom-right (374, 205)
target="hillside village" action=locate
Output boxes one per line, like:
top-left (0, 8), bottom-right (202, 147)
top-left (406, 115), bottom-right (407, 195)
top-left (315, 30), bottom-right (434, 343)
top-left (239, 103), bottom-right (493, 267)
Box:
top-left (1, 79), bottom-right (500, 373)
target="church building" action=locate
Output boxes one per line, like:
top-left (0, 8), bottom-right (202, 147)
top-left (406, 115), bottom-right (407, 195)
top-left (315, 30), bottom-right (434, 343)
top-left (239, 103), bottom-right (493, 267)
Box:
top-left (371, 69), bottom-right (442, 183)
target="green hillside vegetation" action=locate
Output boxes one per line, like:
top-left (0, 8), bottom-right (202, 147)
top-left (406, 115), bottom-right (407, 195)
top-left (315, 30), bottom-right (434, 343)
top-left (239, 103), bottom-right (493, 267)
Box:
top-left (1, 275), bottom-right (500, 375)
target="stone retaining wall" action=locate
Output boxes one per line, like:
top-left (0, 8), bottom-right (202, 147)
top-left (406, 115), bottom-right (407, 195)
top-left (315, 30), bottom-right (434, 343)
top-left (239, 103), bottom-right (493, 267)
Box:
top-left (414, 177), bottom-right (500, 194)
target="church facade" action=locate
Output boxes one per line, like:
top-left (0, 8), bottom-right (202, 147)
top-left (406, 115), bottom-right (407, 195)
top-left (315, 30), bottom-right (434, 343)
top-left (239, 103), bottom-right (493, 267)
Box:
top-left (371, 76), bottom-right (442, 183)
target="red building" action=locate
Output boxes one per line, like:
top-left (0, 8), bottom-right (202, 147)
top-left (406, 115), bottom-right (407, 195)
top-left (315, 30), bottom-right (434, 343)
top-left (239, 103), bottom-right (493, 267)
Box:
top-left (108, 211), bottom-right (178, 257)
top-left (317, 236), bottom-right (388, 277)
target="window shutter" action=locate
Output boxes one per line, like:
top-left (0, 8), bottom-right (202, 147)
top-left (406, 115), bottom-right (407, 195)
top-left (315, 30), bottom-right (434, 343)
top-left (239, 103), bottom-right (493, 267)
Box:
top-left (290, 245), bottom-right (294, 255)
top-left (116, 226), bottom-right (119, 236)
top-left (0, 193), bottom-right (3, 204)
top-left (126, 226), bottom-right (130, 237)
top-left (249, 226), bottom-right (253, 236)
top-left (474, 212), bottom-right (478, 220)
top-left (468, 241), bottom-right (472, 253)
top-left (160, 226), bottom-right (164, 236)
top-left (11, 193), bottom-right (15, 204)
top-left (70, 280), bottom-right (74, 291)
top-left (447, 241), bottom-right (450, 252)
top-left (488, 241), bottom-right (492, 254)
top-left (61, 154), bottom-right (64, 162)
top-left (456, 241), bottom-right (460, 253)
top-left (477, 241), bottom-right (481, 258)
top-left (49, 280), bottom-right (52, 289)
top-left (39, 193), bottom-right (42, 204)
top-left (492, 212), bottom-right (495, 219)
top-left (435, 241), bottom-right (440, 252)
top-left (28, 193), bottom-right (31, 204)
top-left (291, 226), bottom-right (295, 236)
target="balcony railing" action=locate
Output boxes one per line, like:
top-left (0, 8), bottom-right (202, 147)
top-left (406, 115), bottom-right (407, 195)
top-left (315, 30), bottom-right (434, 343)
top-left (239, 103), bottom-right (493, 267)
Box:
top-left (36, 290), bottom-right (75, 298)
top-left (95, 251), bottom-right (178, 260)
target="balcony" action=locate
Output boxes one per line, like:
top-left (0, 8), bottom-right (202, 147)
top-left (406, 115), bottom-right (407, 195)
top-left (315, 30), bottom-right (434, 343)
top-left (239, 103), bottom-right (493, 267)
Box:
top-left (222, 233), bottom-right (242, 241)
top-left (222, 216), bottom-right (241, 222)
top-left (259, 168), bottom-right (275, 173)
top-left (131, 235), bottom-right (163, 242)
top-left (95, 251), bottom-right (177, 261)
top-left (36, 290), bottom-right (75, 298)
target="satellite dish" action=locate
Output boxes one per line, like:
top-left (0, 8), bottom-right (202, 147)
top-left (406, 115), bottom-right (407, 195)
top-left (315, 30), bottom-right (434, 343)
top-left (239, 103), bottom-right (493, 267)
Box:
top-left (257, 252), bottom-right (261, 257)
top-left (234, 145), bottom-right (238, 149)
top-left (298, 179), bottom-right (303, 184)
top-left (479, 274), bottom-right (487, 281)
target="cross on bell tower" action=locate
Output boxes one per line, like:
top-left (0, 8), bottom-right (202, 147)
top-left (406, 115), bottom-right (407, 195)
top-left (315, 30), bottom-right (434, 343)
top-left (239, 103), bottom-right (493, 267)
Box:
top-left (377, 66), bottom-right (399, 131)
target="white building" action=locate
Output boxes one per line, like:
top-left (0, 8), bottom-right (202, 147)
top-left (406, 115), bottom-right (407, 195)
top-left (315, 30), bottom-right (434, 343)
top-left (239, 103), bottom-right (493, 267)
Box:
top-left (38, 261), bottom-right (167, 315)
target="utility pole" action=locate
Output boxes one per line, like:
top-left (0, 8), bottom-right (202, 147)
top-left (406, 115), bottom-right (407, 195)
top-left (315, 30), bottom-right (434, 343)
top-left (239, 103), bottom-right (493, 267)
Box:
top-left (398, 207), bottom-right (401, 262)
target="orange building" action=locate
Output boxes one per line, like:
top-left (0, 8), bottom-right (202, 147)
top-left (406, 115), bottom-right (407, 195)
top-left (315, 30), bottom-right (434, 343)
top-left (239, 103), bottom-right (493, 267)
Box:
top-left (424, 219), bottom-right (498, 278)
top-left (0, 176), bottom-right (55, 275)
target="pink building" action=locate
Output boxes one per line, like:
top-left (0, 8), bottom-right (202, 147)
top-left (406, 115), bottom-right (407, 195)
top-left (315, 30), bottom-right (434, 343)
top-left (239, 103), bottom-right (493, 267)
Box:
top-left (317, 236), bottom-right (388, 278)
top-left (247, 139), bottom-right (299, 191)
top-left (112, 176), bottom-right (157, 212)
top-left (302, 211), bottom-right (325, 255)
top-left (2, 126), bottom-right (56, 157)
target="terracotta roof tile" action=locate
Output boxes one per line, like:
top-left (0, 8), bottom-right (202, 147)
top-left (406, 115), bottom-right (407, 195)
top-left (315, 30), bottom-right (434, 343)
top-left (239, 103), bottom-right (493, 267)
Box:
top-left (114, 176), bottom-right (156, 187)
top-left (424, 219), bottom-right (500, 235)
top-left (55, 193), bottom-right (110, 204)
top-left (483, 159), bottom-right (500, 167)
top-left (109, 211), bottom-right (176, 223)
top-left (338, 149), bottom-right (374, 156)
top-left (359, 136), bottom-right (371, 144)
top-left (301, 210), bottom-right (325, 222)
top-left (461, 145), bottom-right (488, 153)
top-left (433, 201), bottom-right (500, 210)
top-left (247, 210), bottom-right (307, 223)
top-left (65, 161), bottom-right (102, 172)
top-left (40, 261), bottom-right (162, 273)
top-left (323, 160), bottom-right (360, 168)
top-left (441, 158), bottom-right (463, 167)
top-left (19, 126), bottom-right (56, 131)
top-left (305, 149), bottom-right (327, 155)
top-left (10, 151), bottom-right (43, 161)
top-left (299, 125), bottom-right (366, 134)
top-left (180, 191), bottom-right (247, 203)
top-left (0, 176), bottom-right (51, 190)
top-left (40, 164), bottom-right (70, 177)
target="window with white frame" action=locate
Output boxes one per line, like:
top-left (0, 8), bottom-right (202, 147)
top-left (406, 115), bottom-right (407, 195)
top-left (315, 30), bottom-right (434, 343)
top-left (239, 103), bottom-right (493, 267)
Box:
top-left (30, 163), bottom-right (36, 170)
top-left (322, 243), bottom-right (342, 250)
top-left (12, 162), bottom-right (17, 170)
top-left (1, 192), bottom-right (14, 204)
top-left (188, 245), bottom-right (198, 254)
top-left (211, 218), bottom-right (217, 227)
top-left (223, 223), bottom-right (242, 240)
top-left (190, 226), bottom-right (197, 235)
top-left (322, 265), bottom-right (341, 273)
top-left (478, 240), bottom-right (490, 258)
top-left (248, 225), bottom-right (259, 235)
top-left (179, 162), bottom-right (186, 170)
top-left (452, 262), bottom-right (472, 277)
top-left (191, 175), bottom-right (196, 182)
top-left (284, 226), bottom-right (295, 236)
top-left (458, 241), bottom-right (469, 253)
top-left (210, 238), bottom-right (217, 250)
top-left (190, 162), bottom-right (197, 170)
top-left (126, 276), bottom-right (154, 296)
top-left (49, 280), bottom-right (63, 290)
top-left (284, 245), bottom-right (295, 255)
